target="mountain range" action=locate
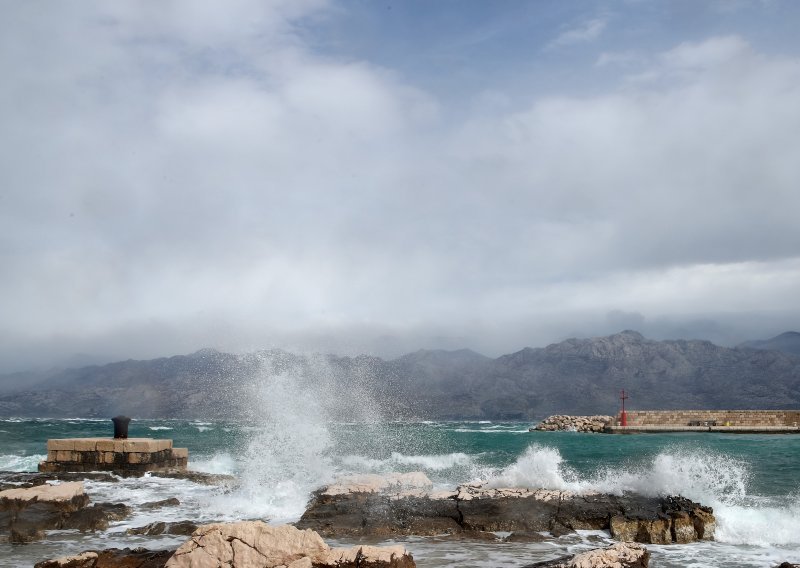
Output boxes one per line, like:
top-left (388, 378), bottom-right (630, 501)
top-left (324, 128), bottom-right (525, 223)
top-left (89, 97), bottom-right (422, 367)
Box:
top-left (1, 331), bottom-right (799, 420)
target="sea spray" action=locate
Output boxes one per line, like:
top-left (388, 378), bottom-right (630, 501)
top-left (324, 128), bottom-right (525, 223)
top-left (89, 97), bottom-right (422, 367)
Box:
top-left (203, 351), bottom-right (389, 521)
top-left (226, 370), bottom-right (334, 521)
top-left (485, 444), bottom-right (579, 490)
top-left (485, 442), bottom-right (800, 546)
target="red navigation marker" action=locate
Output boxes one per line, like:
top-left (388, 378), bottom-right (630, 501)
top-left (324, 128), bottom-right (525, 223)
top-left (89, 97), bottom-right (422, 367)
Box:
top-left (620, 389), bottom-right (629, 426)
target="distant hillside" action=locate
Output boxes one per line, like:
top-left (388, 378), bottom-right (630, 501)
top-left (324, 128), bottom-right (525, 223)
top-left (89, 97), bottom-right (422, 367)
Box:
top-left (1, 332), bottom-right (799, 420)
top-left (739, 332), bottom-right (800, 357)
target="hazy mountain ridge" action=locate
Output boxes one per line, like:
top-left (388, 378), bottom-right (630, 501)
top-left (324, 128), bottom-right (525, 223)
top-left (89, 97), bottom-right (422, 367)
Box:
top-left (739, 331), bottom-right (800, 357)
top-left (1, 332), bottom-right (799, 420)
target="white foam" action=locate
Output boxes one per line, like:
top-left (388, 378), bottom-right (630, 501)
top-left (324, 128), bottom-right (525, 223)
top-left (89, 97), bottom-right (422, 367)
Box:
top-left (190, 452), bottom-right (237, 475)
top-left (148, 426), bottom-right (173, 431)
top-left (486, 445), bottom-right (578, 490)
top-left (485, 443), bottom-right (800, 547)
top-left (0, 453), bottom-right (45, 472)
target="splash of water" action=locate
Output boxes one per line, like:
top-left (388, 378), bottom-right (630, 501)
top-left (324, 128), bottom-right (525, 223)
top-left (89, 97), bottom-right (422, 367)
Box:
top-left (485, 444), bottom-right (579, 490)
top-left (203, 352), bottom-right (384, 522)
top-left (485, 443), bottom-right (800, 546)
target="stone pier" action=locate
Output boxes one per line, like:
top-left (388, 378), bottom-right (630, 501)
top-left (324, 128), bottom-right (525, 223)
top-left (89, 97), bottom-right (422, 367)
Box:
top-left (38, 438), bottom-right (188, 475)
top-left (607, 410), bottom-right (800, 433)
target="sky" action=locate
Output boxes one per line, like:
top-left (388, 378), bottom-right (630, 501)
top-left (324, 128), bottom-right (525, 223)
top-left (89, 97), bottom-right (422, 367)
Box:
top-left (2, 0), bottom-right (800, 372)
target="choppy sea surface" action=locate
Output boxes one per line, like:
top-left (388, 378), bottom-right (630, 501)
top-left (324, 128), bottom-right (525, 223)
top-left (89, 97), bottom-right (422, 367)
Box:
top-left (2, 417), bottom-right (799, 567)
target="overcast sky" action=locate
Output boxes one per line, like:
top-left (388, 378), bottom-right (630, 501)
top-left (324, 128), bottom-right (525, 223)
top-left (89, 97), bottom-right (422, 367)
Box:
top-left (2, 0), bottom-right (800, 372)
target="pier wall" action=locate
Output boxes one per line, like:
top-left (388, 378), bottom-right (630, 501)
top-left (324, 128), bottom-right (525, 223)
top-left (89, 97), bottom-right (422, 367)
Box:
top-left (620, 410), bottom-right (800, 427)
top-left (38, 438), bottom-right (188, 474)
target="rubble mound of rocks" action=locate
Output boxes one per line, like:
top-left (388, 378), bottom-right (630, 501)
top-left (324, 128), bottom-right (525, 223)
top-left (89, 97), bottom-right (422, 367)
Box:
top-left (533, 415), bottom-right (613, 433)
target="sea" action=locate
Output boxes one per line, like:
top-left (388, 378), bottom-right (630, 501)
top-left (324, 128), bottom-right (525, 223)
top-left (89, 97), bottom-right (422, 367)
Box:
top-left (1, 418), bottom-right (799, 568)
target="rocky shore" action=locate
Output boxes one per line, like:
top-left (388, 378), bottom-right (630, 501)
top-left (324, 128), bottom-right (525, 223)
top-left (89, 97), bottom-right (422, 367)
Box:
top-left (296, 473), bottom-right (715, 545)
top-left (18, 470), bottom-right (796, 568)
top-left (532, 415), bottom-right (613, 433)
top-left (34, 523), bottom-right (416, 568)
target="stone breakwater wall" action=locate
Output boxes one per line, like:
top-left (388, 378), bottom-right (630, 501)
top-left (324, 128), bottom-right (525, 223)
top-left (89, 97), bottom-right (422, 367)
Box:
top-left (534, 415), bottom-right (613, 432)
top-left (621, 410), bottom-right (800, 427)
top-left (38, 438), bottom-right (188, 475)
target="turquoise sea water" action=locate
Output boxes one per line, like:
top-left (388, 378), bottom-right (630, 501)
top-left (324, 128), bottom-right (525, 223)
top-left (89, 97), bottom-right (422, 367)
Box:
top-left (2, 418), bottom-right (800, 567)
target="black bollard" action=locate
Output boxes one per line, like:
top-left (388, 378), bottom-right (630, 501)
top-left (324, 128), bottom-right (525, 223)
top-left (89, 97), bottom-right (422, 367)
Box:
top-left (112, 416), bottom-right (131, 439)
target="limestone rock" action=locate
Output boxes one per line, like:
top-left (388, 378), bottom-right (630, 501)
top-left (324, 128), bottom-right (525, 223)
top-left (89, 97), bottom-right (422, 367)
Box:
top-left (34, 551), bottom-right (99, 568)
top-left (691, 507), bottom-right (716, 540)
top-left (0, 482), bottom-right (90, 542)
top-left (533, 415), bottom-right (614, 433)
top-left (127, 520), bottom-right (198, 536)
top-left (527, 542), bottom-right (650, 568)
top-left (141, 497), bottom-right (180, 510)
top-left (34, 548), bottom-right (172, 568)
top-left (298, 473), bottom-right (715, 545)
top-left (165, 521), bottom-right (415, 568)
top-left (320, 472), bottom-right (433, 496)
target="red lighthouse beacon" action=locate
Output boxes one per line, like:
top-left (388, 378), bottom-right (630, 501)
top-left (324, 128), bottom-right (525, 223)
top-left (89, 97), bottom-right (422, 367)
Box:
top-left (620, 389), bottom-right (629, 426)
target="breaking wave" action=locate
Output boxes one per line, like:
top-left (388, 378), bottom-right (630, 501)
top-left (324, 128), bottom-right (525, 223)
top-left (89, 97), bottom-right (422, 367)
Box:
top-left (0, 453), bottom-right (45, 472)
top-left (485, 443), bottom-right (800, 546)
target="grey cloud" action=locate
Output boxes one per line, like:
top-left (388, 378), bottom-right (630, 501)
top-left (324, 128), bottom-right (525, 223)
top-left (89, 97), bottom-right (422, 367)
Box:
top-left (1, 4), bottom-right (799, 372)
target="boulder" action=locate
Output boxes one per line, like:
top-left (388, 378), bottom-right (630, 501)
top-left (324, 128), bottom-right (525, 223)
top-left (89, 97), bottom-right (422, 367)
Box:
top-left (527, 542), bottom-right (650, 568)
top-left (165, 521), bottom-right (415, 568)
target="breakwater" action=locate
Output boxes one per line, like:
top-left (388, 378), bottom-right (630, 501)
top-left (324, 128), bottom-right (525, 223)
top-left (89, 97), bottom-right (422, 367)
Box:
top-left (609, 410), bottom-right (800, 433)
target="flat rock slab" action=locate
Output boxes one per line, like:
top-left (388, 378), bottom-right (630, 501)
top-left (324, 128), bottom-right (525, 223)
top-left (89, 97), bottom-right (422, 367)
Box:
top-left (34, 548), bottom-right (173, 568)
top-left (0, 481), bottom-right (87, 505)
top-left (1, 482), bottom-right (131, 543)
top-left (296, 474), bottom-right (715, 545)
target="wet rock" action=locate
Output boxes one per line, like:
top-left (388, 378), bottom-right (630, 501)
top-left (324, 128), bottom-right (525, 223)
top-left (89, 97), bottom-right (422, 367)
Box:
top-left (526, 542), bottom-right (650, 568)
top-left (127, 520), bottom-right (197, 536)
top-left (165, 521), bottom-right (415, 568)
top-left (439, 529), bottom-right (500, 541)
top-left (1, 482), bottom-right (90, 542)
top-left (504, 531), bottom-right (549, 543)
top-left (298, 473), bottom-right (716, 545)
top-left (0, 482), bottom-right (131, 541)
top-left (34, 551), bottom-right (99, 568)
top-left (148, 470), bottom-right (236, 486)
top-left (548, 522), bottom-right (575, 537)
top-left (35, 547), bottom-right (172, 568)
top-left (0, 471), bottom-right (118, 491)
top-left (691, 507), bottom-right (716, 540)
top-left (669, 511), bottom-right (696, 543)
top-left (141, 497), bottom-right (180, 510)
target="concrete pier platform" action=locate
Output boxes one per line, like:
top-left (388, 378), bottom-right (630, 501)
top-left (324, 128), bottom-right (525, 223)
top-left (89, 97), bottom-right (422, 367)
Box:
top-left (605, 409), bottom-right (800, 434)
top-left (38, 438), bottom-right (188, 475)
top-left (606, 425), bottom-right (800, 434)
